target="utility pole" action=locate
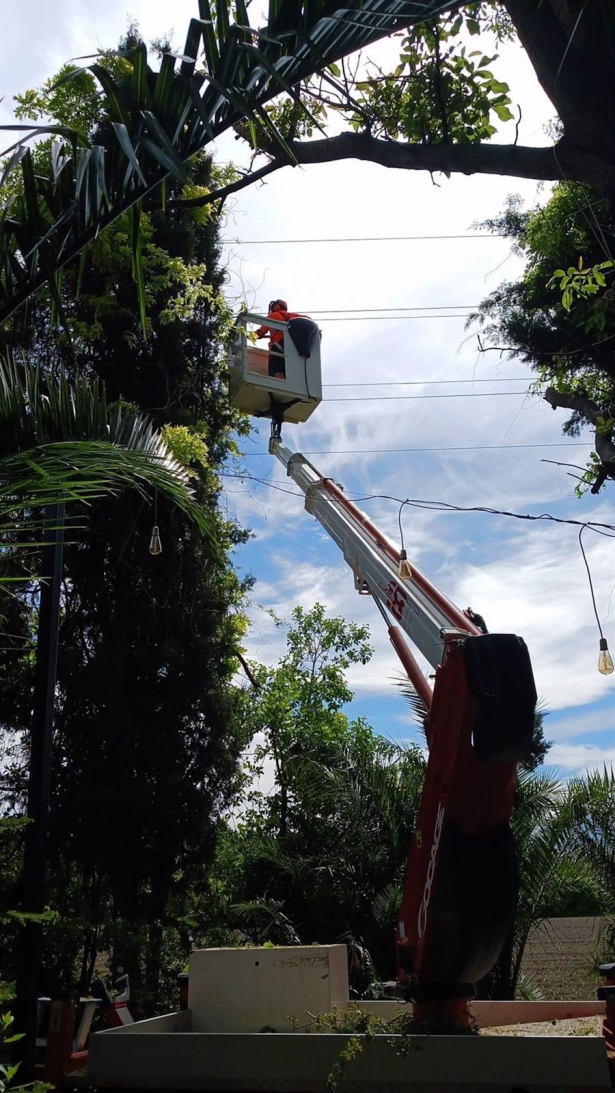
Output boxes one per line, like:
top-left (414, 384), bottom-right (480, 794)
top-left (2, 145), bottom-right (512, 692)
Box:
top-left (14, 503), bottom-right (65, 1082)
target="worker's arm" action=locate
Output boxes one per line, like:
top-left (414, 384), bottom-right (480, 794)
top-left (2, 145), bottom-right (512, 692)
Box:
top-left (254, 325), bottom-right (269, 338)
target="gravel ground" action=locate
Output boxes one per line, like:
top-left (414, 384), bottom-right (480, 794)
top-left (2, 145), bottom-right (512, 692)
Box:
top-left (481, 1016), bottom-right (603, 1037)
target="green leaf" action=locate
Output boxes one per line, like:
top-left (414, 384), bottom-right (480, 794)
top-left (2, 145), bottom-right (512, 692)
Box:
top-left (111, 122), bottom-right (147, 186)
top-left (487, 79), bottom-right (510, 94)
top-left (493, 102), bottom-right (514, 122)
top-left (141, 111), bottom-right (191, 182)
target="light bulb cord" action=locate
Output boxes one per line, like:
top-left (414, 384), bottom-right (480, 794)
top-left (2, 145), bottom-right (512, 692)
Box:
top-left (398, 499), bottom-right (409, 554)
top-left (579, 525), bottom-right (604, 641)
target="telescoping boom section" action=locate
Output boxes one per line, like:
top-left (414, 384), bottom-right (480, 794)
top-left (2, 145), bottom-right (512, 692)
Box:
top-left (271, 438), bottom-right (537, 1018)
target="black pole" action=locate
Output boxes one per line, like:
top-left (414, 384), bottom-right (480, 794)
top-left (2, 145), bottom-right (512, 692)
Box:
top-left (14, 502), bottom-right (65, 1082)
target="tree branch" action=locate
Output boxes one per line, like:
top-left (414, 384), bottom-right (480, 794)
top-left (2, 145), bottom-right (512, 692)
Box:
top-left (282, 133), bottom-right (584, 183)
top-left (233, 649), bottom-right (261, 690)
top-left (544, 387), bottom-right (615, 491)
top-left (167, 160), bottom-right (283, 210)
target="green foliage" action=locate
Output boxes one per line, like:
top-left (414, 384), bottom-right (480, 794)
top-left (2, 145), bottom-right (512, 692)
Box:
top-left (0, 28), bottom-right (252, 1018)
top-left (351, 13), bottom-right (513, 144)
top-left (471, 185), bottom-right (615, 493)
top-left (0, 1011), bottom-right (22, 1093)
top-left (0, 355), bottom-right (207, 557)
top-left (218, 605), bottom-right (426, 993)
top-left (549, 258), bottom-right (614, 318)
top-left (0, 0), bottom-right (460, 324)
top-left (479, 767), bottom-right (612, 999)
top-left (564, 767), bottom-right (615, 899)
top-left (161, 426), bottom-right (209, 476)
top-left (289, 1006), bottom-right (477, 1090)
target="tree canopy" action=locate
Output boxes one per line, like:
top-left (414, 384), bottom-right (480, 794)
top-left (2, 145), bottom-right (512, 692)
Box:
top-left (0, 28), bottom-right (252, 1014)
top-left (3, 2), bottom-right (615, 325)
top-left (0, 0), bottom-right (461, 325)
top-left (238, 2), bottom-right (615, 199)
top-left (470, 187), bottom-right (615, 493)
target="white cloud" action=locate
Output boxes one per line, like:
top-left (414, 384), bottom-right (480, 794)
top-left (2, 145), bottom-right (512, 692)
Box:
top-left (451, 528), bottom-right (615, 710)
top-left (548, 743), bottom-right (615, 774)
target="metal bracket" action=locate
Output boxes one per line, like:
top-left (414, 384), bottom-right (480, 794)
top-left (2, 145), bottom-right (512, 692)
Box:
top-left (305, 482), bottom-right (325, 515)
top-left (354, 573), bottom-right (370, 595)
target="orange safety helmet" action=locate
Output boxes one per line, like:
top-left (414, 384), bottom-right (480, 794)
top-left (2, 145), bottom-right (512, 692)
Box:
top-left (269, 298), bottom-right (288, 312)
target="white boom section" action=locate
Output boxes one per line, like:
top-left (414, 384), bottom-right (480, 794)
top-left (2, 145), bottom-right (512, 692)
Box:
top-left (272, 441), bottom-right (475, 669)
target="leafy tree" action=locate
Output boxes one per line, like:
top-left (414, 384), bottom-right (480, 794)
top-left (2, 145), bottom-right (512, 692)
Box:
top-left (238, 3), bottom-right (615, 201)
top-left (564, 767), bottom-right (615, 896)
top-left (239, 603), bottom-right (374, 837)
top-left (3, 2), bottom-right (615, 325)
top-left (0, 0), bottom-right (458, 324)
top-left (221, 605), bottom-right (426, 994)
top-left (0, 31), bottom-right (252, 1015)
top-left (470, 188), bottom-right (615, 493)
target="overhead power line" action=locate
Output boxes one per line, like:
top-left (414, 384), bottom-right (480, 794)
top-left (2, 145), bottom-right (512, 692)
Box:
top-left (323, 377), bottom-right (529, 387)
top-left (304, 306), bottom-right (478, 313)
top-left (222, 233), bottom-right (503, 245)
top-left (242, 442), bottom-right (590, 456)
top-left (314, 314), bottom-right (472, 322)
top-left (326, 390), bottom-right (529, 402)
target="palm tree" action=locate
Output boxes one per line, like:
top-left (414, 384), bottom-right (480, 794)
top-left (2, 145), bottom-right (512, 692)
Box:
top-left (0, 354), bottom-right (206, 563)
top-left (483, 767), bottom-right (597, 999)
top-left (0, 0), bottom-right (461, 325)
top-left (565, 767), bottom-right (615, 891)
top-left (564, 767), bottom-right (615, 963)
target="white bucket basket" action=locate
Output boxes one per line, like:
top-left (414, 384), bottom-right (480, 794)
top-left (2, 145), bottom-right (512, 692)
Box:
top-left (229, 312), bottom-right (322, 424)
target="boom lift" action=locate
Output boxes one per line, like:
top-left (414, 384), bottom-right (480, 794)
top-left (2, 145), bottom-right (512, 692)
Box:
top-left (269, 437), bottom-right (536, 1024)
top-left (232, 309), bottom-right (538, 1019)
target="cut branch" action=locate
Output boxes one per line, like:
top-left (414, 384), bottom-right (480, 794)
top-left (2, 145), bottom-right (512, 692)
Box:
top-left (544, 387), bottom-right (615, 492)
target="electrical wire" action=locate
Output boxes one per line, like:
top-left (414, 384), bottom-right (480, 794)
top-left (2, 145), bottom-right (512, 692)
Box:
top-left (302, 305), bottom-right (479, 314)
top-left (222, 233), bottom-right (504, 245)
top-left (306, 314), bottom-right (472, 321)
top-left (325, 390), bottom-right (529, 402)
top-left (578, 525), bottom-right (607, 636)
top-left (221, 471), bottom-right (615, 537)
top-left (398, 500), bottom-right (409, 552)
top-left (303, 303), bottom-right (480, 312)
top-left (242, 442), bottom-right (591, 456)
top-left (322, 377), bottom-right (530, 387)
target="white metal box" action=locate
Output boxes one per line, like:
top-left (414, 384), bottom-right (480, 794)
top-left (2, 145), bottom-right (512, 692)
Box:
top-left (188, 945), bottom-right (348, 1032)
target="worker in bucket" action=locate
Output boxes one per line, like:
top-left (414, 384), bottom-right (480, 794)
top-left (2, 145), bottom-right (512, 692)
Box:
top-left (254, 299), bottom-right (300, 379)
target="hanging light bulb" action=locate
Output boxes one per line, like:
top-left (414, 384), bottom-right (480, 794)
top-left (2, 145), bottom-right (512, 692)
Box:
top-left (398, 549), bottom-right (412, 580)
top-left (598, 637), bottom-right (614, 675)
top-left (149, 525), bottom-right (162, 556)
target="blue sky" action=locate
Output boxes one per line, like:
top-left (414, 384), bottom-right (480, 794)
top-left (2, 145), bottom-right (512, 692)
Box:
top-left (2, 0), bottom-right (613, 775)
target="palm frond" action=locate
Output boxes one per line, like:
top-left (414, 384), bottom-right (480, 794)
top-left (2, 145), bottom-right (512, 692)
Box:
top-left (229, 897), bottom-right (300, 943)
top-left (0, 0), bottom-right (462, 324)
top-left (0, 355), bottom-right (210, 562)
top-left (371, 882), bottom-right (401, 928)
